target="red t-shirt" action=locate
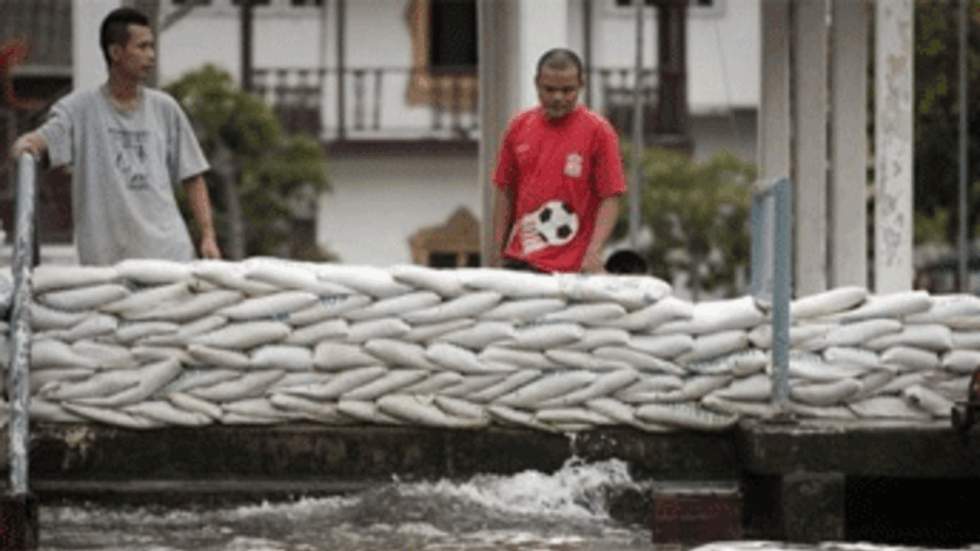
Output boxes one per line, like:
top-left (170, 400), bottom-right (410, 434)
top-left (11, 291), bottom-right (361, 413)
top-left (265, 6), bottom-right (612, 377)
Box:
top-left (493, 105), bottom-right (626, 272)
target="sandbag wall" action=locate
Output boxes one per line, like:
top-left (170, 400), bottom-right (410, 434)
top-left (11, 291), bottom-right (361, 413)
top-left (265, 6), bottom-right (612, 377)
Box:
top-left (2, 258), bottom-right (978, 432)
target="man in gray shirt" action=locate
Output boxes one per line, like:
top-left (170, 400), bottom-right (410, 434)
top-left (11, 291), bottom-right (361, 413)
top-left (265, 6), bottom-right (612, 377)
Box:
top-left (9, 7), bottom-right (220, 265)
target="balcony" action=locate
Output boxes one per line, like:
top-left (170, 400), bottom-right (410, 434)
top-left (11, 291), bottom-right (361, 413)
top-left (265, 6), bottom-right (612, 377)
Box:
top-left (253, 65), bottom-right (688, 151)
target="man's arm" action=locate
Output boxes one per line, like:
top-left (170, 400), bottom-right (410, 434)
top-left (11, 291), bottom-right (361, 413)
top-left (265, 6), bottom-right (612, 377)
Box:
top-left (9, 131), bottom-right (47, 160)
top-left (581, 194), bottom-right (621, 273)
top-left (490, 185), bottom-right (515, 267)
top-left (183, 174), bottom-right (221, 259)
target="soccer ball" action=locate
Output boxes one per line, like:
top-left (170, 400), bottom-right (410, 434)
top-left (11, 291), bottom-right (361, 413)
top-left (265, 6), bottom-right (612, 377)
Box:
top-left (534, 200), bottom-right (579, 246)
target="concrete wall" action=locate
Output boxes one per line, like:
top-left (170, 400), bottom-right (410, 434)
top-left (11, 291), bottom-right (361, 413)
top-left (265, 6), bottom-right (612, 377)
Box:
top-left (316, 153), bottom-right (480, 265)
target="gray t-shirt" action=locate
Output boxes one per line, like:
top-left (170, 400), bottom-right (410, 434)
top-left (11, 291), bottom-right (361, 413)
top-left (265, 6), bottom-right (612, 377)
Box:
top-left (39, 85), bottom-right (209, 265)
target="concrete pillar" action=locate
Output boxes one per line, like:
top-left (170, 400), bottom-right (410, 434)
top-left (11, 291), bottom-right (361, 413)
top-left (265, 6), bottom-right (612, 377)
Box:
top-left (518, 0), bottom-right (569, 109)
top-left (793, 0), bottom-right (830, 296)
top-left (874, 0), bottom-right (915, 293)
top-left (829, 0), bottom-right (869, 288)
top-left (73, 0), bottom-right (121, 90)
top-left (758, 1), bottom-right (791, 189)
top-left (757, 0), bottom-right (791, 296)
top-left (781, 472), bottom-right (845, 542)
top-left (478, 0), bottom-right (523, 265)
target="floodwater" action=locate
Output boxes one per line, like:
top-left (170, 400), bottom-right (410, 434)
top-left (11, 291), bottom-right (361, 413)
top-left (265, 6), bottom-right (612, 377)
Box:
top-left (38, 459), bottom-right (980, 551)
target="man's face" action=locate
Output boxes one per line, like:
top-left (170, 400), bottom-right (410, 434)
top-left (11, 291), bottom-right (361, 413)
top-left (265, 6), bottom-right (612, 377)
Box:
top-left (112, 24), bottom-right (155, 80)
top-left (535, 65), bottom-right (582, 120)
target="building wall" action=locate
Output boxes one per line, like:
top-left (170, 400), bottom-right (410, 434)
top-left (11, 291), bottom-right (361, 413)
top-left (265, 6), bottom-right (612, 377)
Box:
top-left (584, 0), bottom-right (759, 114)
top-left (316, 153), bottom-right (480, 266)
top-left (690, 108), bottom-right (757, 163)
top-left (154, 0), bottom-right (760, 267)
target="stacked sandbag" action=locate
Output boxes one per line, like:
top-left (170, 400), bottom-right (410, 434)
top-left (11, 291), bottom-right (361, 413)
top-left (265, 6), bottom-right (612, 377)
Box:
top-left (10, 258), bottom-right (976, 433)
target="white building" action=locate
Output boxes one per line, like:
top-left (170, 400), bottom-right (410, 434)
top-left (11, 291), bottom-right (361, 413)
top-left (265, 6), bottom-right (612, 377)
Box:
top-left (7, 0), bottom-right (761, 268)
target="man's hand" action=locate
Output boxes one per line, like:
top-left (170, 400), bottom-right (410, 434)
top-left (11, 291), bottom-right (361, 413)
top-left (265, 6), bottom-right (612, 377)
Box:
top-left (580, 248), bottom-right (605, 274)
top-left (199, 234), bottom-right (221, 260)
top-left (9, 132), bottom-right (45, 160)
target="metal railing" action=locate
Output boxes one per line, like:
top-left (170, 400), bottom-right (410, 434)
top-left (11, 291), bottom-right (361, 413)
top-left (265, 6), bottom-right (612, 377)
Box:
top-left (750, 177), bottom-right (792, 414)
top-left (251, 65), bottom-right (687, 144)
top-left (8, 153), bottom-right (36, 495)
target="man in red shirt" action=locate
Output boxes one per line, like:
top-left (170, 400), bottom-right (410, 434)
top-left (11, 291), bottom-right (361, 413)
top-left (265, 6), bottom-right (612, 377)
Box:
top-left (491, 48), bottom-right (626, 273)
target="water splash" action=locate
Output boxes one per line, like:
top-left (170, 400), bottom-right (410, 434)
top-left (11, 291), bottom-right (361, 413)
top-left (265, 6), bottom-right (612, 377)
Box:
top-left (40, 458), bottom-right (649, 551)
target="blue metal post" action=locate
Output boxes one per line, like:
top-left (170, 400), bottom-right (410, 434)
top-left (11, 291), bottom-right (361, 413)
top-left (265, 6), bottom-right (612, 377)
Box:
top-left (750, 177), bottom-right (793, 415)
top-left (9, 153), bottom-right (36, 495)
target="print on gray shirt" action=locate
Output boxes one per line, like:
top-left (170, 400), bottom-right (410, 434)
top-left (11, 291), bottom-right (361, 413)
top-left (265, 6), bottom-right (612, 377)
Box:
top-left (39, 85), bottom-right (209, 266)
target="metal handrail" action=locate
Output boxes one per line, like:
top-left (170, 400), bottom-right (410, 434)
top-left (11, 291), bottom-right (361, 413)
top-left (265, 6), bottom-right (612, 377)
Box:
top-left (750, 177), bottom-right (792, 415)
top-left (8, 153), bottom-right (36, 495)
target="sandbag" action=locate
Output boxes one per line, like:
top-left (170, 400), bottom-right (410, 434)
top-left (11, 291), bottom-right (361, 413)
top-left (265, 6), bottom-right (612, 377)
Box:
top-left (656, 297), bottom-right (765, 336)
top-left (365, 339), bottom-right (438, 370)
top-left (836, 291), bottom-right (932, 322)
top-left (217, 291), bottom-right (319, 321)
top-left (480, 298), bottom-right (567, 323)
top-left (193, 321), bottom-right (291, 350)
top-left (313, 342), bottom-right (380, 370)
top-left (100, 282), bottom-right (191, 316)
top-left (635, 402), bottom-right (739, 431)
top-left (596, 296), bottom-right (693, 331)
top-left (402, 319), bottom-right (474, 343)
top-left (434, 321), bottom-right (516, 350)
top-left (402, 292), bottom-right (502, 325)
top-left (389, 264), bottom-right (466, 297)
top-left (790, 286), bottom-right (867, 319)
top-left (288, 295), bottom-right (373, 326)
top-left (250, 345), bottom-right (315, 371)
top-left (347, 317), bottom-right (411, 343)
top-left (315, 264), bottom-right (412, 298)
top-left (555, 273), bottom-right (671, 308)
top-left (115, 258), bottom-right (191, 285)
top-left (344, 291), bottom-right (442, 321)
top-left (32, 265), bottom-right (119, 293)
top-left (40, 284), bottom-right (129, 312)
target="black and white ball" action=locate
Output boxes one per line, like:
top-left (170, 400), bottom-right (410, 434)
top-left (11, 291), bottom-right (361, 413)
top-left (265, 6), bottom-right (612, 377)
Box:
top-left (534, 200), bottom-right (579, 246)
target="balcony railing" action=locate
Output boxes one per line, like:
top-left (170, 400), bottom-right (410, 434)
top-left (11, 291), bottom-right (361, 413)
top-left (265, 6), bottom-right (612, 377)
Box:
top-left (253, 66), bottom-right (479, 143)
top-left (253, 66), bottom-right (687, 145)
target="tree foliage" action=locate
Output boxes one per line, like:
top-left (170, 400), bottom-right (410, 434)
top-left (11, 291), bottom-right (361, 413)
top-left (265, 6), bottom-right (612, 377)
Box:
top-left (165, 64), bottom-right (332, 259)
top-left (618, 148), bottom-right (756, 300)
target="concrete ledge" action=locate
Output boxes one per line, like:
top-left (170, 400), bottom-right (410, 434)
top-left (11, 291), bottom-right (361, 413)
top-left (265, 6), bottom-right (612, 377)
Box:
top-left (24, 424), bottom-right (742, 482)
top-left (19, 420), bottom-right (979, 484)
top-left (737, 419), bottom-right (980, 477)
top-left (5, 420), bottom-right (980, 544)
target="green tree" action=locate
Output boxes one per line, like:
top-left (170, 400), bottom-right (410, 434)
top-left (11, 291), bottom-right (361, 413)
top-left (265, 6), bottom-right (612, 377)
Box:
top-left (913, 0), bottom-right (980, 245)
top-left (165, 64), bottom-right (333, 260)
top-left (619, 148), bottom-right (756, 300)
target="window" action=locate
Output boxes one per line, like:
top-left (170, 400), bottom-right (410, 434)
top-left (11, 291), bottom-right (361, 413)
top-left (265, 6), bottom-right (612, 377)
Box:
top-left (428, 0), bottom-right (477, 73)
top-left (406, 0), bottom-right (478, 109)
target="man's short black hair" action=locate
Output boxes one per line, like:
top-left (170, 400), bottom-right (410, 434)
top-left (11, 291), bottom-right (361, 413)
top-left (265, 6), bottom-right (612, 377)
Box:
top-left (535, 48), bottom-right (584, 81)
top-left (100, 7), bottom-right (151, 67)
top-left (605, 249), bottom-right (649, 275)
